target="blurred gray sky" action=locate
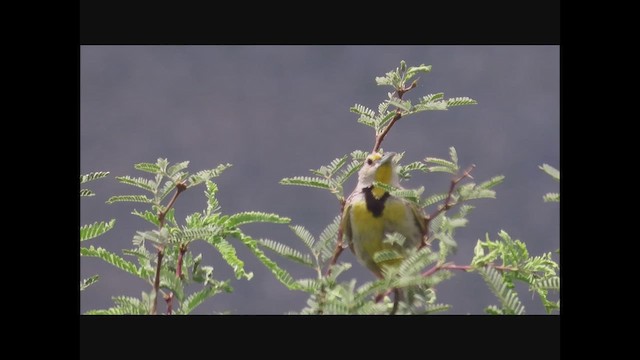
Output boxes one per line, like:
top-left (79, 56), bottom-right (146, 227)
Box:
top-left (80, 46), bottom-right (559, 314)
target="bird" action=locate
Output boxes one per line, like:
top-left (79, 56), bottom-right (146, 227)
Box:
top-left (342, 151), bottom-right (427, 279)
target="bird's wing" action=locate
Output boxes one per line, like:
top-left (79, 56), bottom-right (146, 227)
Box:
top-left (408, 201), bottom-right (427, 237)
top-left (341, 201), bottom-right (354, 253)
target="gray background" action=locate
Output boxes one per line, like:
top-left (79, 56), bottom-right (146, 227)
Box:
top-left (80, 46), bottom-right (559, 315)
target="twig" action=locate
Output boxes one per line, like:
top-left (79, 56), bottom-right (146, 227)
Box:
top-left (177, 243), bottom-right (187, 280)
top-left (158, 181), bottom-right (187, 228)
top-left (422, 263), bottom-right (516, 278)
top-left (420, 165), bottom-right (475, 248)
top-left (151, 181), bottom-right (187, 315)
top-left (150, 247), bottom-right (164, 315)
top-left (164, 292), bottom-right (173, 315)
top-left (372, 81), bottom-right (417, 153)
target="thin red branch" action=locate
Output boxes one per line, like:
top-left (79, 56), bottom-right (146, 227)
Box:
top-left (372, 81), bottom-right (417, 153)
top-left (176, 244), bottom-right (187, 280)
top-left (420, 165), bottom-right (476, 248)
top-left (164, 292), bottom-right (173, 315)
top-left (150, 247), bottom-right (164, 315)
top-left (151, 181), bottom-right (187, 315)
top-left (422, 263), bottom-right (517, 278)
top-left (158, 181), bottom-right (187, 228)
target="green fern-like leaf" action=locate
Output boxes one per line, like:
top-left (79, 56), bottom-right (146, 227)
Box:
top-left (375, 111), bottom-right (397, 132)
top-left (166, 161), bottom-right (190, 177)
top-left (134, 162), bottom-right (161, 174)
top-left (335, 160), bottom-right (363, 185)
top-left (544, 193), bottom-right (560, 202)
top-left (106, 195), bottom-right (153, 204)
top-left (80, 189), bottom-right (95, 197)
top-left (350, 150), bottom-right (369, 161)
top-left (80, 171), bottom-right (110, 184)
top-left (404, 64), bottom-right (432, 81)
top-left (259, 239), bottom-right (313, 267)
top-left (296, 278), bottom-right (323, 292)
top-left (173, 227), bottom-right (223, 243)
top-left (280, 176), bottom-right (333, 190)
top-left (311, 155), bottom-right (348, 178)
top-left (188, 163), bottom-right (232, 187)
top-left (350, 104), bottom-right (376, 117)
top-left (398, 161), bottom-right (428, 180)
top-left (540, 164), bottom-right (560, 181)
top-left (289, 225), bottom-right (316, 252)
top-left (411, 101), bottom-right (448, 112)
top-left (421, 93), bottom-right (445, 103)
top-left (532, 276), bottom-right (560, 291)
top-left (477, 175), bottom-right (505, 190)
top-left (226, 211), bottom-right (290, 227)
top-left (158, 180), bottom-right (177, 202)
top-left (236, 233), bottom-right (300, 290)
top-left (80, 274), bottom-right (100, 291)
top-left (180, 282), bottom-right (232, 314)
top-left (131, 209), bottom-right (160, 226)
top-left (446, 97), bottom-right (478, 107)
top-left (398, 248), bottom-right (439, 278)
top-left (159, 269), bottom-right (185, 302)
top-left (485, 305), bottom-right (504, 315)
top-left (115, 176), bottom-right (157, 192)
top-left (112, 295), bottom-right (149, 314)
top-left (424, 157), bottom-right (458, 173)
top-left (81, 246), bottom-right (150, 279)
top-left (133, 228), bottom-right (170, 246)
top-left (388, 98), bottom-right (412, 112)
top-left (80, 219), bottom-right (116, 241)
top-left (212, 238), bottom-right (252, 280)
top-left (421, 193), bottom-right (449, 208)
top-left (373, 249), bottom-right (404, 265)
top-left (317, 216), bottom-right (341, 261)
top-left (423, 303), bottom-right (452, 314)
top-left (478, 266), bottom-right (525, 315)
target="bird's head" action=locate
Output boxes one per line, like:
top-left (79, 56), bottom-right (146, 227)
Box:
top-left (357, 152), bottom-right (399, 195)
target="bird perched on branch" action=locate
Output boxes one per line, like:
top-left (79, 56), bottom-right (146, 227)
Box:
top-left (342, 152), bottom-right (426, 279)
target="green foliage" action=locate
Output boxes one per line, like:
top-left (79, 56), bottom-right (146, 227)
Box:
top-left (80, 274), bottom-right (100, 291)
top-left (81, 61), bottom-right (558, 315)
top-left (80, 171), bottom-right (114, 291)
top-left (477, 266), bottom-right (525, 315)
top-left (82, 159), bottom-right (292, 314)
top-left (540, 163), bottom-right (560, 202)
top-left (471, 231), bottom-right (560, 313)
top-left (80, 220), bottom-right (116, 242)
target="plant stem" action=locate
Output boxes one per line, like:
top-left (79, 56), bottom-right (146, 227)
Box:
top-left (151, 181), bottom-right (187, 315)
top-left (158, 181), bottom-right (187, 228)
top-left (150, 247), bottom-right (164, 315)
top-left (420, 164), bottom-right (475, 248)
top-left (372, 81), bottom-right (417, 153)
top-left (177, 244), bottom-right (187, 279)
top-left (422, 263), bottom-right (516, 278)
top-left (164, 292), bottom-right (173, 315)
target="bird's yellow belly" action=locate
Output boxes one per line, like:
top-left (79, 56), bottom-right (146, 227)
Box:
top-left (350, 200), bottom-right (413, 273)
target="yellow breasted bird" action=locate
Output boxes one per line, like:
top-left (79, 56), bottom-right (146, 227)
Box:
top-left (342, 152), bottom-right (427, 278)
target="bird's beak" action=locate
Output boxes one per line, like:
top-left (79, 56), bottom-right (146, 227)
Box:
top-left (379, 152), bottom-right (396, 165)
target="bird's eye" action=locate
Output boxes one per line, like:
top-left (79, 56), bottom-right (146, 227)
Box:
top-left (366, 158), bottom-right (373, 165)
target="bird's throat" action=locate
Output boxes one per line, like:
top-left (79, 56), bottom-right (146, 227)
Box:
top-left (363, 186), bottom-right (389, 217)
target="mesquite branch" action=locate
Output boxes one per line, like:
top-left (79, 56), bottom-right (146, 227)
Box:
top-left (150, 181), bottom-right (187, 315)
top-left (372, 80), bottom-right (417, 153)
top-left (420, 164), bottom-right (475, 248)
